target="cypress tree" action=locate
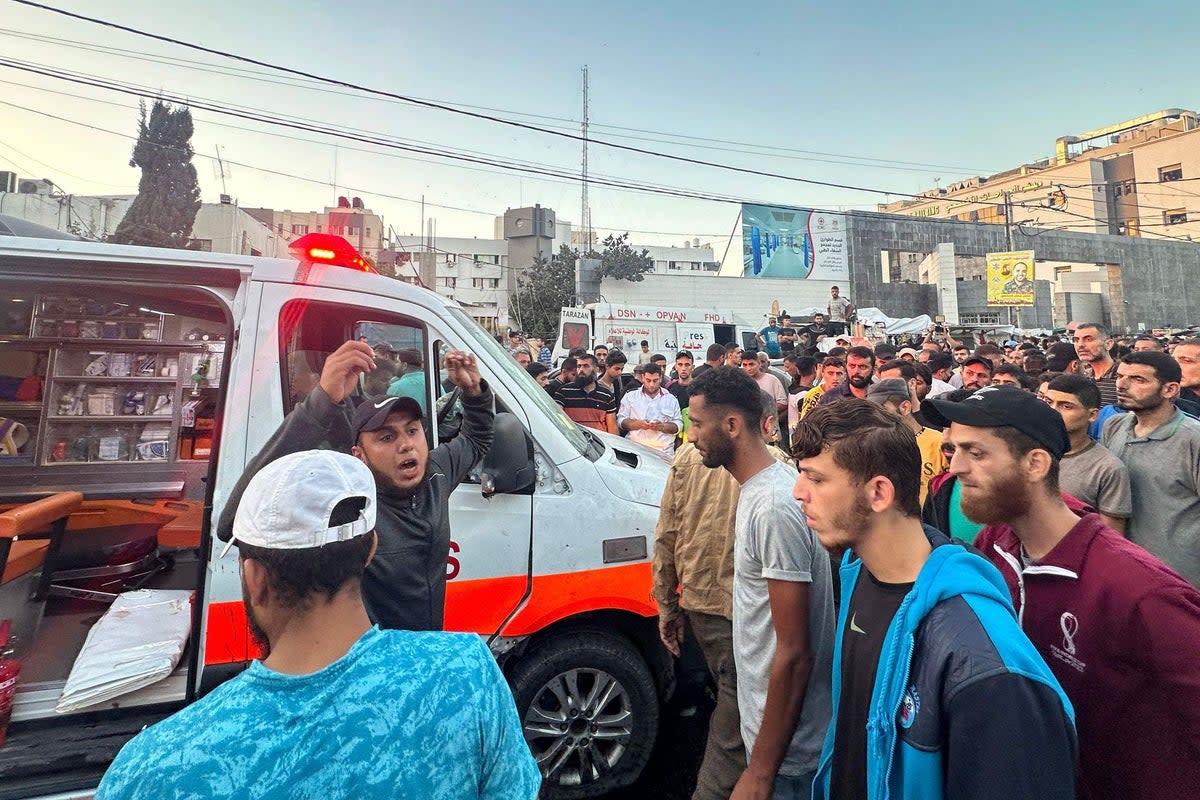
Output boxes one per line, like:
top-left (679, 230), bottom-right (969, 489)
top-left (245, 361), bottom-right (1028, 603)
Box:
top-left (110, 100), bottom-right (201, 248)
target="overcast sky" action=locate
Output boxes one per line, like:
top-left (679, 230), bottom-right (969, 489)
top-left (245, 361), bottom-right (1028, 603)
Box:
top-left (3, 0), bottom-right (1200, 248)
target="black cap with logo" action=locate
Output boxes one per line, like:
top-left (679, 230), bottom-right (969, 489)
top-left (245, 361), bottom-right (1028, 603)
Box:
top-left (929, 386), bottom-right (1070, 459)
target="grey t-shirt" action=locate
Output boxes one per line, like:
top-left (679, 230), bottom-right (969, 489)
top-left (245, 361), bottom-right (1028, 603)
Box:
top-left (1103, 411), bottom-right (1200, 586)
top-left (732, 459), bottom-right (835, 776)
top-left (1059, 440), bottom-right (1132, 519)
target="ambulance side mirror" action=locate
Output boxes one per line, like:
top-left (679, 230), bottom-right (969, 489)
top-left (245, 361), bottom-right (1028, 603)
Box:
top-left (480, 412), bottom-right (535, 498)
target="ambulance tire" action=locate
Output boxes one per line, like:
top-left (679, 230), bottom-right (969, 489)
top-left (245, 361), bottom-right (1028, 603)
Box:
top-left (509, 631), bottom-right (659, 799)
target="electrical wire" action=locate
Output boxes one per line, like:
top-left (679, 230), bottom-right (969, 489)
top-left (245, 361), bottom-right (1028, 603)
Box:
top-left (0, 24), bottom-right (994, 175)
top-left (0, 95), bottom-right (778, 248)
top-left (9, 60), bottom-right (1191, 249)
top-left (5, 1), bottom-right (1005, 204)
top-left (0, 27), bottom-right (990, 177)
top-left (0, 59), bottom-right (760, 208)
top-left (0, 72), bottom-right (885, 220)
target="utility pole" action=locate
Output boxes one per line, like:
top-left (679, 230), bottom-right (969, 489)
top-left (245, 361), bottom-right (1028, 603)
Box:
top-left (581, 65), bottom-right (590, 251)
top-left (1003, 191), bottom-right (1015, 330)
top-left (213, 145), bottom-right (229, 199)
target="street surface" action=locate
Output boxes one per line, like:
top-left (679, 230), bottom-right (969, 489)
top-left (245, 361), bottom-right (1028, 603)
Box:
top-left (603, 683), bottom-right (713, 800)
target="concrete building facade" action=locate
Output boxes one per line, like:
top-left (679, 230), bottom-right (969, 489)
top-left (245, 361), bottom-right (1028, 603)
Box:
top-left (880, 109), bottom-right (1200, 242)
top-left (845, 210), bottom-right (1200, 332)
top-left (390, 235), bottom-right (508, 331)
top-left (0, 184), bottom-right (288, 258)
top-left (243, 197), bottom-right (386, 263)
top-left (0, 188), bottom-right (132, 240)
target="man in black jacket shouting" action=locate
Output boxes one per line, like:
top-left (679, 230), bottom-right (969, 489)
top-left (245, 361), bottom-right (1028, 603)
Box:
top-left (218, 339), bottom-right (494, 631)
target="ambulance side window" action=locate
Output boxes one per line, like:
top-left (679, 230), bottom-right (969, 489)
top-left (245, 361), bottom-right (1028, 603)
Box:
top-left (430, 337), bottom-right (514, 446)
top-left (278, 299), bottom-right (426, 418)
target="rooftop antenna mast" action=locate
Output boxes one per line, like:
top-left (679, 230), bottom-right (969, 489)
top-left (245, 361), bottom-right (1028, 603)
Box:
top-left (213, 145), bottom-right (231, 201)
top-left (581, 65), bottom-right (590, 250)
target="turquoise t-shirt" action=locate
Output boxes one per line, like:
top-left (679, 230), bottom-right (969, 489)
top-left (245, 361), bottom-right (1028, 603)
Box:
top-left (96, 627), bottom-right (541, 800)
top-left (386, 370), bottom-right (428, 414)
top-left (759, 325), bottom-right (782, 357)
top-left (949, 479), bottom-right (985, 544)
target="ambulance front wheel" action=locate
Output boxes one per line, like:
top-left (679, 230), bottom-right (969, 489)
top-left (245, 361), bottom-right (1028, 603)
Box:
top-left (509, 631), bottom-right (659, 799)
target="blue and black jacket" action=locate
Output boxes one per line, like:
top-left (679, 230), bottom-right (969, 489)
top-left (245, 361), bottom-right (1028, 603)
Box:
top-left (813, 526), bottom-right (1078, 800)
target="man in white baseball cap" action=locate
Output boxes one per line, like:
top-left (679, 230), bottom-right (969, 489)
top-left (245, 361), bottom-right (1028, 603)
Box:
top-left (97, 450), bottom-right (540, 800)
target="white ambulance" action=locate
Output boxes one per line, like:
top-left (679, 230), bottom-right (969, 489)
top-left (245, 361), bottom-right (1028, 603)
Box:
top-left (553, 302), bottom-right (755, 366)
top-left (0, 227), bottom-right (673, 799)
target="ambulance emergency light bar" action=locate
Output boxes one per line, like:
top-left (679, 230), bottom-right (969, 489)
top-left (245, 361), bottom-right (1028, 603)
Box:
top-left (288, 233), bottom-right (375, 278)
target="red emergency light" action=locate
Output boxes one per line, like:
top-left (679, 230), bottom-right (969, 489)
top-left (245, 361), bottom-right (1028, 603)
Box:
top-left (288, 233), bottom-right (374, 273)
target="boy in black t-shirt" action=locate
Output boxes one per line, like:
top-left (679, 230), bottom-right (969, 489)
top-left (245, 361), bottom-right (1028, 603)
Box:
top-left (778, 314), bottom-right (797, 353)
top-left (791, 399), bottom-right (1075, 800)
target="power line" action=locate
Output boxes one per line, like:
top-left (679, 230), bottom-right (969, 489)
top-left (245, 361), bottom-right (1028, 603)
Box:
top-left (16, 68), bottom-right (1176, 250)
top-left (5, 1), bottom-right (1005, 204)
top-left (1027, 203), bottom-right (1197, 243)
top-left (0, 60), bottom-right (758, 208)
top-left (0, 95), bottom-right (767, 242)
top-left (0, 93), bottom-right (1032, 248)
top-left (0, 69), bottom-right (835, 216)
top-left (0, 135), bottom-right (129, 188)
top-left (0, 24), bottom-right (994, 176)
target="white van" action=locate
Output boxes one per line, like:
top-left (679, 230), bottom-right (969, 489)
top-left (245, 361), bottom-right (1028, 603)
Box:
top-left (553, 302), bottom-right (754, 366)
top-left (0, 229), bottom-right (673, 799)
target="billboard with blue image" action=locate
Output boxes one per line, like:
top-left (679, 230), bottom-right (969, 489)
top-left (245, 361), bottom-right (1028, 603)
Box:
top-left (741, 204), bottom-right (849, 280)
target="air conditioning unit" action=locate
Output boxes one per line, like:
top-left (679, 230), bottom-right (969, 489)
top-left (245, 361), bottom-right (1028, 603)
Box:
top-left (17, 179), bottom-right (52, 195)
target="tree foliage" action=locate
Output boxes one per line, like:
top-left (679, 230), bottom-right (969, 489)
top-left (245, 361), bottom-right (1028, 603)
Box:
top-left (509, 244), bottom-right (578, 341)
top-left (595, 232), bottom-right (653, 282)
top-left (109, 100), bottom-right (202, 248)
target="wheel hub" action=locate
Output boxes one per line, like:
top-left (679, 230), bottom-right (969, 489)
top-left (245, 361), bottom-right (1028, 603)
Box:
top-left (522, 667), bottom-right (634, 787)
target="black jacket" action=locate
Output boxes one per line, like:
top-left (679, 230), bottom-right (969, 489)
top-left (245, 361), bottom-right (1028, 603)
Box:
top-left (218, 385), bottom-right (494, 631)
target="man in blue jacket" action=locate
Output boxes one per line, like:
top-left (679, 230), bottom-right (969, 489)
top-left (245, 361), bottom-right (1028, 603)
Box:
top-left (791, 398), bottom-right (1077, 800)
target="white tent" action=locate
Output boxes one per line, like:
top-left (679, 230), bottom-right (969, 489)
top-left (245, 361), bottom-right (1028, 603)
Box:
top-left (855, 307), bottom-right (934, 335)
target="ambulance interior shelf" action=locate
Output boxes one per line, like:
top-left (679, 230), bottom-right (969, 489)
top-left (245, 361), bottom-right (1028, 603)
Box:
top-left (0, 285), bottom-right (226, 753)
top-left (0, 293), bottom-right (225, 467)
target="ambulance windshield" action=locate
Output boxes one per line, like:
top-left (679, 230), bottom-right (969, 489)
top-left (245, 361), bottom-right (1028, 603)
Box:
top-left (448, 307), bottom-right (590, 457)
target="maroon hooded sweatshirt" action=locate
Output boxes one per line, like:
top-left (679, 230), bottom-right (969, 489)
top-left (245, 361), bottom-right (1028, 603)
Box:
top-left (975, 512), bottom-right (1200, 800)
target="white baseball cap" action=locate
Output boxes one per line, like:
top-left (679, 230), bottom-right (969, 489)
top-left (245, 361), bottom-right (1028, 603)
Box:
top-left (221, 450), bottom-right (377, 558)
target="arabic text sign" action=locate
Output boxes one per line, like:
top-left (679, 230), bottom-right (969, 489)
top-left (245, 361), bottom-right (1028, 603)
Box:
top-left (675, 323), bottom-right (713, 354)
top-left (986, 250), bottom-right (1035, 307)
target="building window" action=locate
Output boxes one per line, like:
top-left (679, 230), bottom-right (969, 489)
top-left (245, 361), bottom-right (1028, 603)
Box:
top-left (277, 223), bottom-right (284, 234)
top-left (471, 278), bottom-right (500, 289)
top-left (1163, 209), bottom-right (1188, 225)
top-left (1112, 180), bottom-right (1136, 198)
top-left (440, 277), bottom-right (456, 288)
top-left (316, 224), bottom-right (323, 233)
top-left (1159, 164), bottom-right (1184, 182)
top-left (291, 224), bottom-right (309, 235)
top-left (191, 239), bottom-right (213, 251)
top-left (960, 312), bottom-right (1002, 326)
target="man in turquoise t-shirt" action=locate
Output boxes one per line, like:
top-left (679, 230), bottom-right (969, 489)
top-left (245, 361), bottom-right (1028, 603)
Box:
top-left (757, 317), bottom-right (783, 358)
top-left (386, 347), bottom-right (428, 414)
top-left (96, 450), bottom-right (540, 800)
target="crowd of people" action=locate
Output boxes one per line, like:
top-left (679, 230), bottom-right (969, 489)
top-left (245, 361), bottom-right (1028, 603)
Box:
top-left (648, 319), bottom-right (1200, 800)
top-left (92, 314), bottom-right (1199, 799)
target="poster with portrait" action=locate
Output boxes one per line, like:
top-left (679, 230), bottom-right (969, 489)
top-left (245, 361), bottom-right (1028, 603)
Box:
top-left (986, 250), bottom-right (1035, 306)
